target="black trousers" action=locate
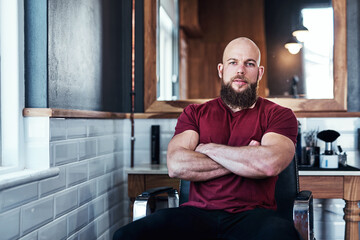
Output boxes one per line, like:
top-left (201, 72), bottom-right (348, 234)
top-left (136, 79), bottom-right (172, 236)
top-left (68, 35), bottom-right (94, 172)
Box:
top-left (113, 206), bottom-right (302, 240)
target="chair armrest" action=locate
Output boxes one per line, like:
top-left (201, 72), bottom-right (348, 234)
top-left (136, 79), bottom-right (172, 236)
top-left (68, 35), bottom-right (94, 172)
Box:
top-left (141, 186), bottom-right (175, 197)
top-left (293, 190), bottom-right (314, 240)
top-left (133, 187), bottom-right (179, 221)
top-left (296, 190), bottom-right (312, 201)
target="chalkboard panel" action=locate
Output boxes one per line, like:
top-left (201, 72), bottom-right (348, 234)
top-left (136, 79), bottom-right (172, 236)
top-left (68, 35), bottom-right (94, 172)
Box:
top-left (47, 0), bottom-right (132, 112)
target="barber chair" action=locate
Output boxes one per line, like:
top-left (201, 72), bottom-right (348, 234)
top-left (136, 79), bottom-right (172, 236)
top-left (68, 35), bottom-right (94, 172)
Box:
top-left (132, 157), bottom-right (314, 240)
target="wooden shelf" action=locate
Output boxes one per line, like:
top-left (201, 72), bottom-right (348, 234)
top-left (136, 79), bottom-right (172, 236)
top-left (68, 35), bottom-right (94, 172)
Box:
top-left (23, 108), bottom-right (360, 119)
top-left (23, 108), bottom-right (126, 119)
top-left (294, 111), bottom-right (360, 118)
top-left (23, 108), bottom-right (181, 119)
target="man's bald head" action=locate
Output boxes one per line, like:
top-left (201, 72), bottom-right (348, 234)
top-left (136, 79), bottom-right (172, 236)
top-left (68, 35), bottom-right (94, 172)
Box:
top-left (222, 37), bottom-right (261, 66)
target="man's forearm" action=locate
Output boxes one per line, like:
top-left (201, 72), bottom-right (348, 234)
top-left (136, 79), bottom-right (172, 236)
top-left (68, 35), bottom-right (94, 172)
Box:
top-left (197, 144), bottom-right (276, 178)
top-left (195, 133), bottom-right (295, 179)
top-left (167, 147), bottom-right (231, 181)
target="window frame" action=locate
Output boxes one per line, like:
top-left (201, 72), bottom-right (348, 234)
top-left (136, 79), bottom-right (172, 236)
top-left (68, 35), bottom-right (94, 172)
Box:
top-left (0, 0), bottom-right (26, 174)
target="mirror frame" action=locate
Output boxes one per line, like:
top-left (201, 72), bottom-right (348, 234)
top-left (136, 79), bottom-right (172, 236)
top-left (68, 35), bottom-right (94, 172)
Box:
top-left (143, 0), bottom-right (347, 113)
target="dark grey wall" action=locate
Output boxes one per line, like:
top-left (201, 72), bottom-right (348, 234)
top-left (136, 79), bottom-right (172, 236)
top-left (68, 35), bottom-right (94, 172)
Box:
top-left (48, 0), bottom-right (103, 110)
top-left (26, 0), bottom-right (137, 112)
top-left (347, 0), bottom-right (360, 112)
top-left (47, 0), bottom-right (132, 112)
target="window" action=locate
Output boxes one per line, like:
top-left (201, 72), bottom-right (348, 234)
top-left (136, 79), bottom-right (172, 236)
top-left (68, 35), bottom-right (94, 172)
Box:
top-left (157, 0), bottom-right (179, 101)
top-left (0, 0), bottom-right (55, 185)
top-left (0, 0), bottom-right (25, 174)
top-left (302, 7), bottom-right (334, 99)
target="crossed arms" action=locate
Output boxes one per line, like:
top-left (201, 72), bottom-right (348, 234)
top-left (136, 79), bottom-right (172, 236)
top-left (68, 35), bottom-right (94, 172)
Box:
top-left (167, 130), bottom-right (295, 182)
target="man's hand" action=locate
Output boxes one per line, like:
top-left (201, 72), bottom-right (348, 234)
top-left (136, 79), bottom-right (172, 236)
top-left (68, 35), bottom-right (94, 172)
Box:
top-left (248, 140), bottom-right (260, 146)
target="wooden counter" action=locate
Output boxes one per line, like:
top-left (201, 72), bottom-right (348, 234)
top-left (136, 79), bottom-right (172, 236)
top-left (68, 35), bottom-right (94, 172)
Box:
top-left (299, 169), bottom-right (360, 240)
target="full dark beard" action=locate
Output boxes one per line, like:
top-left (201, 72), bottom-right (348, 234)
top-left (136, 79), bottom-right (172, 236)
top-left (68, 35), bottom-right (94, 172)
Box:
top-left (220, 77), bottom-right (259, 109)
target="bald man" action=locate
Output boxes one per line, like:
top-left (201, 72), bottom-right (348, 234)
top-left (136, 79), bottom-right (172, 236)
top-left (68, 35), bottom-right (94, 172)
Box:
top-left (113, 37), bottom-right (301, 240)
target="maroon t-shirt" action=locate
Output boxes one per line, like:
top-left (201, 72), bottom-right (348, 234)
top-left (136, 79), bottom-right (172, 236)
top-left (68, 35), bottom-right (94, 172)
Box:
top-left (174, 97), bottom-right (298, 213)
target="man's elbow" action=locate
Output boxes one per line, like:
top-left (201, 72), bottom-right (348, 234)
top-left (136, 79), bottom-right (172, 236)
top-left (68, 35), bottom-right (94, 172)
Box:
top-left (260, 157), bottom-right (285, 177)
top-left (264, 157), bottom-right (292, 177)
top-left (167, 157), bottom-right (180, 179)
top-left (167, 166), bottom-right (177, 178)
top-left (168, 165), bottom-right (186, 179)
top-left (262, 166), bottom-right (282, 177)
top-left (168, 171), bottom-right (179, 179)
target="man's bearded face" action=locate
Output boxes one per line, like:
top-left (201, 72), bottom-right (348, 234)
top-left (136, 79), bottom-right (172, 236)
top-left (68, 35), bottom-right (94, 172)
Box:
top-left (220, 74), bottom-right (259, 109)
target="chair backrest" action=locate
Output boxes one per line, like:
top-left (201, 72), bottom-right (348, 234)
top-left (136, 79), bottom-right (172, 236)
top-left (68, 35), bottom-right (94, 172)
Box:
top-left (179, 157), bottom-right (299, 221)
top-left (275, 157), bottom-right (299, 221)
top-left (179, 178), bottom-right (190, 205)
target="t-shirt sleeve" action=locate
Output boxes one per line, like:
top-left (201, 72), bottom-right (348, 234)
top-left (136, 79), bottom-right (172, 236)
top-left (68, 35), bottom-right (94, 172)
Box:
top-left (174, 104), bottom-right (199, 136)
top-left (265, 107), bottom-right (298, 145)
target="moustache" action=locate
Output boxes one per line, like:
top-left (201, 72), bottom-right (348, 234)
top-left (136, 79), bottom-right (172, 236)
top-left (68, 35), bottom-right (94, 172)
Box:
top-left (230, 75), bottom-right (249, 84)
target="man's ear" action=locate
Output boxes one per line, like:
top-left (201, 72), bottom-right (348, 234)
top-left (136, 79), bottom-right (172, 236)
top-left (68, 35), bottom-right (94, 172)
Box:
top-left (217, 63), bottom-right (223, 78)
top-left (257, 66), bottom-right (265, 81)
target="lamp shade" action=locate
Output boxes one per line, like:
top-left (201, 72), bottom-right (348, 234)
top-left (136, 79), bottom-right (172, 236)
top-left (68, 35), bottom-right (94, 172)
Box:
top-left (284, 36), bottom-right (303, 54)
top-left (292, 25), bottom-right (309, 42)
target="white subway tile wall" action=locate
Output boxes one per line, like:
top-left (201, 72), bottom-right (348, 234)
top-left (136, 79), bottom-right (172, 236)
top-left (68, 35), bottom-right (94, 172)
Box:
top-left (21, 230), bottom-right (38, 240)
top-left (67, 205), bottom-right (89, 236)
top-left (54, 142), bottom-right (79, 166)
top-left (79, 139), bottom-right (97, 160)
top-left (0, 118), bottom-right (129, 240)
top-left (127, 119), bottom-right (178, 166)
top-left (0, 182), bottom-right (38, 212)
top-left (39, 167), bottom-right (66, 197)
top-left (38, 215), bottom-right (67, 240)
top-left (21, 196), bottom-right (54, 235)
top-left (55, 188), bottom-right (78, 218)
top-left (0, 208), bottom-right (20, 239)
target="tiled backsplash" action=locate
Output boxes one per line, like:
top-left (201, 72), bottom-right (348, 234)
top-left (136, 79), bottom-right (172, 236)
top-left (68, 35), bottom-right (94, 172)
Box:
top-left (123, 119), bottom-right (178, 166)
top-left (299, 117), bottom-right (360, 168)
top-left (0, 118), bottom-right (129, 240)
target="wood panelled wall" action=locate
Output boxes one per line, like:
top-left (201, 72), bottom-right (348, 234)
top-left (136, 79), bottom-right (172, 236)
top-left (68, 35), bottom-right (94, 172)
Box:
top-left (179, 0), bottom-right (268, 100)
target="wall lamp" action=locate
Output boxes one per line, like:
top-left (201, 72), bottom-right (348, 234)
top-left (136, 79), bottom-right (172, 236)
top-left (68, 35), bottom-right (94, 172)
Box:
top-left (284, 36), bottom-right (303, 54)
top-left (292, 25), bottom-right (309, 42)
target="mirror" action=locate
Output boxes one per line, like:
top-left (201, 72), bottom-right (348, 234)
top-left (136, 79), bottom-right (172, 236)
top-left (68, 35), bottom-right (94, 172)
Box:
top-left (144, 0), bottom-right (347, 113)
top-left (265, 0), bottom-right (334, 99)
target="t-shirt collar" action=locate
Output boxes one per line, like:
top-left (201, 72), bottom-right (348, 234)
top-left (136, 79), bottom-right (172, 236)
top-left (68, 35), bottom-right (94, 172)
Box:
top-left (218, 97), bottom-right (261, 114)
